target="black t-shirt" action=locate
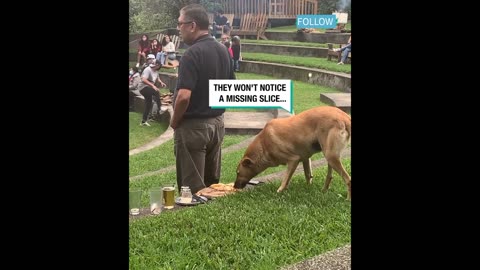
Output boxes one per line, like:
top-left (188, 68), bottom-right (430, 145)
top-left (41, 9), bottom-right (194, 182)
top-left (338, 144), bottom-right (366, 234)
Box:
top-left (232, 44), bottom-right (241, 60)
top-left (175, 34), bottom-right (235, 119)
top-left (214, 15), bottom-right (228, 26)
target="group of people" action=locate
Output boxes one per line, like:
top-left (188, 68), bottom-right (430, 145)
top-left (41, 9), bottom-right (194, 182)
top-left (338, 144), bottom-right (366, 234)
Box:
top-left (219, 34), bottom-right (242, 72)
top-left (136, 34), bottom-right (177, 68)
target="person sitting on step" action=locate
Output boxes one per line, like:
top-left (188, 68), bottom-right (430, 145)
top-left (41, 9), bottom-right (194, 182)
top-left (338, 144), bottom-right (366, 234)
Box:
top-left (157, 35), bottom-right (176, 65)
top-left (333, 35), bottom-right (351, 65)
top-left (136, 34), bottom-right (150, 68)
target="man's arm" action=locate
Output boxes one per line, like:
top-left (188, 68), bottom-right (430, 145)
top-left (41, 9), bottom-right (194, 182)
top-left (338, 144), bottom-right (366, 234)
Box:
top-left (156, 77), bottom-right (166, 88)
top-left (170, 89), bottom-right (191, 129)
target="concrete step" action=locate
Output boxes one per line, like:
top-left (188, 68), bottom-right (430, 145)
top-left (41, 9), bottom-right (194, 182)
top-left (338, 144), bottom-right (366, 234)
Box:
top-left (319, 93), bottom-right (351, 113)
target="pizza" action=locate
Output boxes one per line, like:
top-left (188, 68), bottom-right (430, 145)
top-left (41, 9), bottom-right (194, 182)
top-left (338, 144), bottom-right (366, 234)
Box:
top-left (209, 183), bottom-right (236, 192)
top-left (196, 183), bottom-right (237, 198)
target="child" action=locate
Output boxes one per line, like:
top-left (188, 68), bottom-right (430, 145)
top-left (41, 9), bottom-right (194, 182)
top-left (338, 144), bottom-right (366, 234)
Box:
top-left (224, 41), bottom-right (234, 71)
top-left (231, 36), bottom-right (241, 72)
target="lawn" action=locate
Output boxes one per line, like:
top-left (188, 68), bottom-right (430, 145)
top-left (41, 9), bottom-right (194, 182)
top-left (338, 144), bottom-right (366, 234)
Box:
top-left (241, 52), bottom-right (351, 73)
top-left (129, 134), bottom-right (251, 177)
top-left (129, 112), bottom-right (169, 150)
top-left (129, 160), bottom-right (351, 270)
top-left (243, 39), bottom-right (328, 48)
top-left (235, 73), bottom-right (341, 114)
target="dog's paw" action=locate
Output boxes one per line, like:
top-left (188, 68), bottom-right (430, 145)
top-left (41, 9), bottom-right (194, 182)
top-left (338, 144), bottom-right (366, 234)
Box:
top-left (276, 187), bottom-right (284, 193)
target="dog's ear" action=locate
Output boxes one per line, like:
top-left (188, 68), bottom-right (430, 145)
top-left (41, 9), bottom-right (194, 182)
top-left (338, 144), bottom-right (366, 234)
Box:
top-left (241, 158), bottom-right (254, 167)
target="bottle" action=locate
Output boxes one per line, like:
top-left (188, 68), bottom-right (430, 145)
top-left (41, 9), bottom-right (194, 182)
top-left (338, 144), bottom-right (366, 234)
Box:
top-left (180, 186), bottom-right (192, 204)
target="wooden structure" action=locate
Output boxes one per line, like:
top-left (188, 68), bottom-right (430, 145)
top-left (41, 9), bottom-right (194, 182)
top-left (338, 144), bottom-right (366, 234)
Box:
top-left (231, 13), bottom-right (269, 40)
top-left (213, 0), bottom-right (317, 19)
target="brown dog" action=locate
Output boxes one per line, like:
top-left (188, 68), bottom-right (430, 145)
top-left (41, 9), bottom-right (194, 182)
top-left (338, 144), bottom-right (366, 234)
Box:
top-left (233, 106), bottom-right (351, 200)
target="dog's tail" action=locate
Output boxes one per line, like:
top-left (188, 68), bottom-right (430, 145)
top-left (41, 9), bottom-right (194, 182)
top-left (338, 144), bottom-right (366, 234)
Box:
top-left (343, 117), bottom-right (351, 143)
top-left (336, 115), bottom-right (351, 144)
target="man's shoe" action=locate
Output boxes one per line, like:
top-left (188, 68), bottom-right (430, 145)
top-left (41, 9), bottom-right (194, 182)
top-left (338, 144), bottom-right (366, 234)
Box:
top-left (337, 62), bottom-right (344, 65)
top-left (140, 122), bottom-right (151, 126)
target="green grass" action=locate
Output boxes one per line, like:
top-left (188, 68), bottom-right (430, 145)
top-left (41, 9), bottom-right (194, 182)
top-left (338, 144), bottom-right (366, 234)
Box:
top-left (235, 73), bottom-right (341, 114)
top-left (241, 52), bottom-right (350, 73)
top-left (129, 134), bottom-right (252, 177)
top-left (243, 39), bottom-right (328, 48)
top-left (129, 112), bottom-right (169, 150)
top-left (130, 160), bottom-right (351, 270)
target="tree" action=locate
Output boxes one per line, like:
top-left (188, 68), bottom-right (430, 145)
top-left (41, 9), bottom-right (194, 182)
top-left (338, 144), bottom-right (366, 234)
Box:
top-left (318, 0), bottom-right (351, 20)
top-left (129, 0), bottom-right (219, 33)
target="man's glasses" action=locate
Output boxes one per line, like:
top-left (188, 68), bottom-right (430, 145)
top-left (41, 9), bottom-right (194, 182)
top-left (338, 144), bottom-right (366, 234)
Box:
top-left (177, 21), bottom-right (193, 27)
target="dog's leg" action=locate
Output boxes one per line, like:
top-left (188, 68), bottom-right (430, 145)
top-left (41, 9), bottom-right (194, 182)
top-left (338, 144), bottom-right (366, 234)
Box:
top-left (325, 156), bottom-right (351, 200)
top-left (277, 159), bottom-right (300, 192)
top-left (322, 164), bottom-right (334, 193)
top-left (322, 130), bottom-right (351, 200)
top-left (302, 158), bottom-right (313, 184)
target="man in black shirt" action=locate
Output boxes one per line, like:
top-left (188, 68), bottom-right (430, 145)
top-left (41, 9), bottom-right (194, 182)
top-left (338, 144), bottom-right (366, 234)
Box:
top-left (171, 4), bottom-right (235, 194)
top-left (213, 9), bottom-right (231, 38)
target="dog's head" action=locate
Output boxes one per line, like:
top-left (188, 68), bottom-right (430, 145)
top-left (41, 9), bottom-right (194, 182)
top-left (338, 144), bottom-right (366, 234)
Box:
top-left (233, 157), bottom-right (258, 189)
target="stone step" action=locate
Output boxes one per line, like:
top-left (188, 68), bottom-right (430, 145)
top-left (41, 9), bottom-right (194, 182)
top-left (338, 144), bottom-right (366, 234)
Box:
top-left (319, 93), bottom-right (351, 113)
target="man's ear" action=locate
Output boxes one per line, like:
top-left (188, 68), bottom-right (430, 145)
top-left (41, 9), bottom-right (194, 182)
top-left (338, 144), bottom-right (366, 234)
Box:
top-left (241, 158), bottom-right (254, 168)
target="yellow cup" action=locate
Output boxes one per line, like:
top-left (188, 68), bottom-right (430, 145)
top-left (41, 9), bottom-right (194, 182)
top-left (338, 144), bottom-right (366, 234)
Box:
top-left (162, 184), bottom-right (175, 209)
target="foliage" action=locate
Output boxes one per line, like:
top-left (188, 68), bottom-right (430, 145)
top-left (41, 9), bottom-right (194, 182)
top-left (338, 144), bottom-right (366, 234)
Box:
top-left (129, 0), bottom-right (220, 33)
top-left (318, 0), bottom-right (351, 19)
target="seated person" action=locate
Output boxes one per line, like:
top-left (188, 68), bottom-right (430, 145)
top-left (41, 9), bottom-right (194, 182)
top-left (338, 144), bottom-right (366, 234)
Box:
top-left (129, 66), bottom-right (141, 90)
top-left (136, 34), bottom-right (150, 68)
top-left (213, 9), bottom-right (231, 38)
top-left (157, 35), bottom-right (176, 65)
top-left (333, 36), bottom-right (351, 65)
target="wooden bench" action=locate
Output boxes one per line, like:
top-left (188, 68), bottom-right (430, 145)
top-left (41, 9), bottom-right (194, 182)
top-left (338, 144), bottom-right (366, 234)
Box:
top-left (155, 33), bottom-right (181, 67)
top-left (327, 43), bottom-right (351, 63)
top-left (231, 13), bottom-right (268, 40)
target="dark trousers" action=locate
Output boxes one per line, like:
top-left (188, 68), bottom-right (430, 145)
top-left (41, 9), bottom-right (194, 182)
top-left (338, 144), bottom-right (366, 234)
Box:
top-left (139, 86), bottom-right (161, 122)
top-left (174, 115), bottom-right (225, 194)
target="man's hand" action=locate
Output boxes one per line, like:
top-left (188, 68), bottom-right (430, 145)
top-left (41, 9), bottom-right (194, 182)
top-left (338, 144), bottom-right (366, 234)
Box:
top-left (170, 119), bottom-right (178, 130)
